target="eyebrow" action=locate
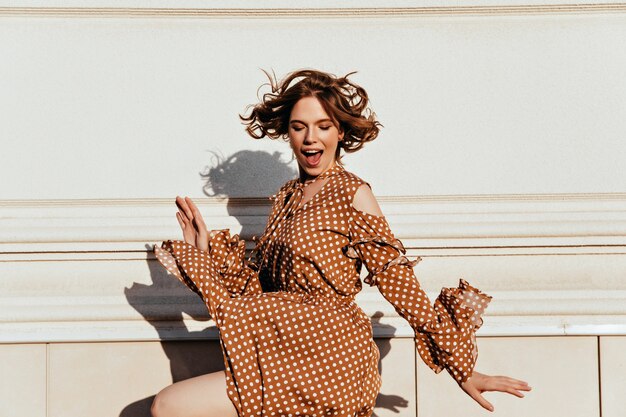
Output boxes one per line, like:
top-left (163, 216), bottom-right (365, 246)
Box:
top-left (290, 118), bottom-right (334, 124)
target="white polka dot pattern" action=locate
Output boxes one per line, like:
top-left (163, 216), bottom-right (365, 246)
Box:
top-left (345, 205), bottom-right (492, 386)
top-left (153, 163), bottom-right (491, 416)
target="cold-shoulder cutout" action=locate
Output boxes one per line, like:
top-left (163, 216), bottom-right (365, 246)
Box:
top-left (344, 200), bottom-right (420, 287)
top-left (351, 182), bottom-right (384, 218)
top-left (351, 205), bottom-right (387, 221)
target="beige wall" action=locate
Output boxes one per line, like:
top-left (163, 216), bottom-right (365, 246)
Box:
top-left (2, 1), bottom-right (626, 416)
top-left (2, 3), bottom-right (626, 200)
top-left (1, 337), bottom-right (624, 417)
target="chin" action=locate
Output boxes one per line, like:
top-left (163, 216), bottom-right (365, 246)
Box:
top-left (302, 166), bottom-right (319, 177)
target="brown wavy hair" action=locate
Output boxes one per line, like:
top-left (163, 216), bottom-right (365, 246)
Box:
top-left (240, 68), bottom-right (382, 166)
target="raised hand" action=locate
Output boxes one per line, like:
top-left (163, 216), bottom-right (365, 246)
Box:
top-left (175, 196), bottom-right (210, 251)
top-left (461, 371), bottom-right (532, 412)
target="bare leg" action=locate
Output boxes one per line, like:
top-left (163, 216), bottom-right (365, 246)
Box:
top-left (151, 370), bottom-right (238, 417)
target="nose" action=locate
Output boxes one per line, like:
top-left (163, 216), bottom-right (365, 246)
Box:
top-left (304, 127), bottom-right (316, 144)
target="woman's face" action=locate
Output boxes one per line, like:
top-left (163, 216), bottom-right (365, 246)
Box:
top-left (288, 96), bottom-right (344, 181)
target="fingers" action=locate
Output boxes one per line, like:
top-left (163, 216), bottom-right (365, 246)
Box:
top-left (186, 198), bottom-right (208, 242)
top-left (465, 372), bottom-right (532, 411)
top-left (512, 380), bottom-right (532, 392)
top-left (175, 196), bottom-right (193, 223)
top-left (501, 376), bottom-right (531, 387)
top-left (462, 376), bottom-right (494, 412)
top-left (175, 196), bottom-right (205, 228)
top-left (489, 376), bottom-right (532, 398)
top-left (195, 219), bottom-right (209, 251)
top-left (186, 197), bottom-right (208, 230)
top-left (175, 212), bottom-right (185, 229)
top-left (477, 394), bottom-right (495, 412)
top-left (466, 383), bottom-right (494, 412)
top-left (505, 378), bottom-right (532, 398)
top-left (497, 376), bottom-right (532, 391)
top-left (178, 197), bottom-right (211, 251)
top-left (506, 388), bottom-right (525, 398)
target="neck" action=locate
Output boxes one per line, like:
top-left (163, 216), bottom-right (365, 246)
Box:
top-left (298, 161), bottom-right (337, 183)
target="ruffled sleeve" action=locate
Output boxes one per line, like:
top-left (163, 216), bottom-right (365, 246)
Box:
top-left (153, 229), bottom-right (262, 320)
top-left (343, 206), bottom-right (492, 386)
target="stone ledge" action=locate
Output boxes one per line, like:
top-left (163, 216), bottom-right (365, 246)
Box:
top-left (2, 289), bottom-right (626, 343)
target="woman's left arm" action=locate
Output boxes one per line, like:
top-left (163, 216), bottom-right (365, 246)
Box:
top-left (349, 184), bottom-right (531, 411)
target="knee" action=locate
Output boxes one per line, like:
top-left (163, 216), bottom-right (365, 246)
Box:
top-left (151, 389), bottom-right (173, 417)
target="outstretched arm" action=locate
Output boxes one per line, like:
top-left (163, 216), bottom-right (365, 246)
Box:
top-left (352, 184), bottom-right (532, 411)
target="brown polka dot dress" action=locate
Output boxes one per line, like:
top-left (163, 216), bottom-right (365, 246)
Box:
top-left (154, 163), bottom-right (491, 417)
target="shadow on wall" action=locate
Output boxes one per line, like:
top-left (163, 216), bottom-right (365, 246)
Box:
top-left (201, 149), bottom-right (296, 198)
top-left (121, 150), bottom-right (408, 416)
top-left (121, 256), bottom-right (223, 417)
top-left (371, 312), bottom-right (409, 416)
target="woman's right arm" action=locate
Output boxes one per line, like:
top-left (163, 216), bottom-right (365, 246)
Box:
top-left (153, 196), bottom-right (263, 313)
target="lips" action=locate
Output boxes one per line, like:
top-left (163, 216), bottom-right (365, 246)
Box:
top-left (302, 149), bottom-right (323, 166)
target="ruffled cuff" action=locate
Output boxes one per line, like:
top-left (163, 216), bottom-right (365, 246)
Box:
top-left (154, 240), bottom-right (204, 298)
top-left (415, 279), bottom-right (492, 386)
top-left (342, 235), bottom-right (421, 286)
top-left (205, 229), bottom-right (261, 296)
top-left (153, 229), bottom-right (262, 304)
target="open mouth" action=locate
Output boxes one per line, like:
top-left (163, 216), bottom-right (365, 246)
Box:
top-left (303, 149), bottom-right (323, 166)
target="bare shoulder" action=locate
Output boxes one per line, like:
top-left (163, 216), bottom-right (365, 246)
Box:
top-left (352, 182), bottom-right (384, 217)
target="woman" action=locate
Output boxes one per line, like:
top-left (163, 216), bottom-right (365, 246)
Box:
top-left (151, 69), bottom-right (531, 417)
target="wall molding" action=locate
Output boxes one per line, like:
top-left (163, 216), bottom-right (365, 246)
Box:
top-left (2, 2), bottom-right (626, 18)
top-left (2, 289), bottom-right (626, 343)
top-left (2, 193), bottom-right (626, 252)
top-left (2, 193), bottom-right (625, 343)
